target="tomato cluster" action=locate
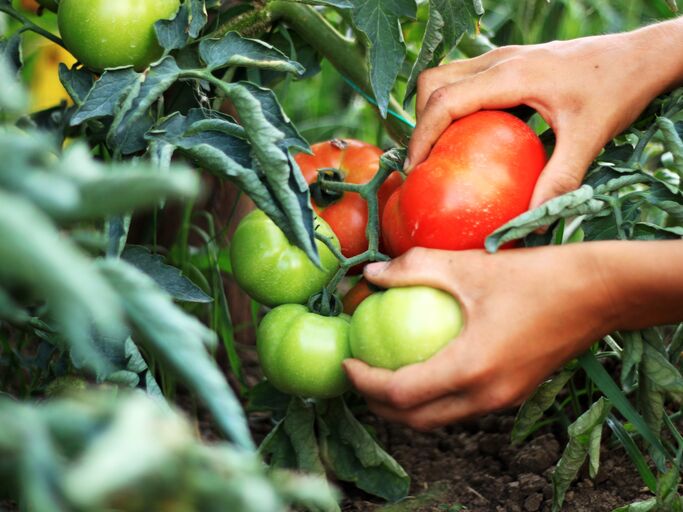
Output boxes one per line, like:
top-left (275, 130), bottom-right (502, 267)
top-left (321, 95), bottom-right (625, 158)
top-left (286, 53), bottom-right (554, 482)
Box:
top-left (232, 111), bottom-right (545, 399)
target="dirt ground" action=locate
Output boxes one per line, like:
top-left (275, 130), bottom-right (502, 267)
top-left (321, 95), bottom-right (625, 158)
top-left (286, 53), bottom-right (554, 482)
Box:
top-left (333, 412), bottom-right (652, 512)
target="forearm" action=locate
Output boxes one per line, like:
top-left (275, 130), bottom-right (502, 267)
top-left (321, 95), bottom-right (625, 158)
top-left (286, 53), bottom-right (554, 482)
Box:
top-left (625, 15), bottom-right (683, 94)
top-left (589, 240), bottom-right (683, 331)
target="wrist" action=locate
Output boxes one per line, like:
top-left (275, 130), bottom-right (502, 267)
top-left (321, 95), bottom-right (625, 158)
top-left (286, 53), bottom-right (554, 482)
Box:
top-left (588, 240), bottom-right (683, 331)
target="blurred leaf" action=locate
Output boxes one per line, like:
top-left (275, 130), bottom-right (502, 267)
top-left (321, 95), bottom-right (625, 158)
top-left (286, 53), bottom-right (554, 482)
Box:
top-left (97, 259), bottom-right (255, 450)
top-left (552, 398), bottom-right (611, 512)
top-left (0, 189), bottom-right (126, 376)
top-left (621, 331), bottom-right (643, 391)
top-left (0, 51), bottom-right (27, 115)
top-left (200, 32), bottom-right (305, 75)
top-left (404, 0), bottom-right (482, 107)
top-left (260, 419), bottom-right (299, 469)
top-left (122, 245), bottom-right (212, 303)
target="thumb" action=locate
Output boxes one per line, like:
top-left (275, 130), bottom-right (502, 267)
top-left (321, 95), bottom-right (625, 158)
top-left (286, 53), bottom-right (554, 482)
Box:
top-left (363, 249), bottom-right (452, 290)
top-left (529, 133), bottom-right (598, 210)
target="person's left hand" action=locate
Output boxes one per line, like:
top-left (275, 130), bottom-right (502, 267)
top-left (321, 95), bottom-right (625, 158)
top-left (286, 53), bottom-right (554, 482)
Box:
top-left (343, 245), bottom-right (619, 430)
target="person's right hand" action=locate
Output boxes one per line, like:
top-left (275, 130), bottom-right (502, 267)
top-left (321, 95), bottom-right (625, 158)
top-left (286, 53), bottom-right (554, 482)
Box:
top-left (408, 20), bottom-right (683, 209)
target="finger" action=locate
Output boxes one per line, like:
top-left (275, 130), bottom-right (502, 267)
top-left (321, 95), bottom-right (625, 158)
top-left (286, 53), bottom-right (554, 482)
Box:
top-left (407, 62), bottom-right (529, 170)
top-left (528, 130), bottom-right (603, 209)
top-left (366, 389), bottom-right (488, 431)
top-left (415, 46), bottom-right (522, 120)
top-left (342, 359), bottom-right (396, 403)
top-left (363, 248), bottom-right (455, 290)
top-left (346, 316), bottom-right (484, 410)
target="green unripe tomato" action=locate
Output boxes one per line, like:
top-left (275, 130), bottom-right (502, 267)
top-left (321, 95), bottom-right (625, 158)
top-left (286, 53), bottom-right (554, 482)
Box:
top-left (350, 286), bottom-right (463, 370)
top-left (257, 304), bottom-right (351, 399)
top-left (57, 0), bottom-right (180, 72)
top-left (230, 210), bottom-right (340, 307)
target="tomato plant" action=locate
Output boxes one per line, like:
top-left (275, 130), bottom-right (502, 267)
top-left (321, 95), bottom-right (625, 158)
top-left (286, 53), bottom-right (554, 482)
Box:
top-left (350, 286), bottom-right (463, 370)
top-left (383, 111), bottom-right (546, 255)
top-left (230, 210), bottom-right (340, 307)
top-left (57, 0), bottom-right (180, 72)
top-left (257, 304), bottom-right (351, 399)
top-left (298, 139), bottom-right (403, 260)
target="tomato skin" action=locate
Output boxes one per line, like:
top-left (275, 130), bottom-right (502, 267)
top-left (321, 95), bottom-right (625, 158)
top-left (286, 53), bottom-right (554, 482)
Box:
top-left (257, 304), bottom-right (351, 399)
top-left (350, 286), bottom-right (463, 370)
top-left (385, 111), bottom-right (546, 255)
top-left (342, 278), bottom-right (378, 315)
top-left (57, 0), bottom-right (180, 72)
top-left (230, 210), bottom-right (340, 307)
top-left (381, 188), bottom-right (415, 257)
top-left (297, 139), bottom-right (402, 260)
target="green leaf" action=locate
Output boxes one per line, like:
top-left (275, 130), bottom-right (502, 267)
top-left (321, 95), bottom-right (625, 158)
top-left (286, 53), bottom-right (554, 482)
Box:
top-left (0, 50), bottom-right (27, 116)
top-left (0, 189), bottom-right (126, 376)
top-left (657, 116), bottom-right (683, 178)
top-left (605, 415), bottom-right (657, 493)
top-left (260, 419), bottom-right (299, 469)
top-left (97, 259), bottom-right (255, 451)
top-left (284, 398), bottom-right (326, 474)
top-left (224, 81), bottom-right (319, 264)
top-left (347, 0), bottom-right (417, 117)
top-left (578, 352), bottom-right (670, 470)
top-left (155, 3), bottom-right (195, 50)
top-left (200, 32), bottom-right (305, 75)
top-left (70, 68), bottom-right (141, 126)
top-left (552, 398), bottom-right (611, 512)
top-left (486, 185), bottom-right (605, 252)
top-left (621, 331), bottom-right (644, 391)
top-left (247, 380), bottom-right (291, 418)
top-left (318, 398), bottom-right (410, 502)
top-left (404, 0), bottom-right (482, 107)
top-left (58, 64), bottom-right (95, 106)
top-left (108, 57), bottom-right (182, 155)
top-left (121, 246), bottom-right (212, 303)
top-left (512, 369), bottom-right (573, 444)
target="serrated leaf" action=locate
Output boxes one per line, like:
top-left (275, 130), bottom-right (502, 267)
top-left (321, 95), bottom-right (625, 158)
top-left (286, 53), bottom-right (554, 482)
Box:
top-left (58, 64), bottom-right (95, 106)
top-left (121, 245), bottom-right (212, 303)
top-left (70, 68), bottom-right (141, 126)
top-left (318, 398), bottom-right (410, 502)
top-left (486, 185), bottom-right (605, 252)
top-left (97, 259), bottom-right (255, 450)
top-left (200, 32), bottom-right (305, 76)
top-left (552, 398), bottom-right (611, 512)
top-left (404, 0), bottom-right (481, 107)
top-left (108, 57), bottom-right (182, 154)
top-left (347, 0), bottom-right (417, 117)
top-left (224, 81), bottom-right (318, 264)
top-left (155, 3), bottom-right (192, 50)
top-left (512, 369), bottom-right (573, 444)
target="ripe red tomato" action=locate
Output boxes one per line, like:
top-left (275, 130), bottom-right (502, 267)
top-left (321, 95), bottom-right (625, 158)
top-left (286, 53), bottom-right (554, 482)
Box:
top-left (382, 111), bottom-right (546, 255)
top-left (297, 139), bottom-right (402, 261)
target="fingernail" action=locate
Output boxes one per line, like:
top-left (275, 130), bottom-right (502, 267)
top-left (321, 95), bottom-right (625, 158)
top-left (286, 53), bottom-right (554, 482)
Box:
top-left (403, 157), bottom-right (411, 172)
top-left (365, 262), bottom-right (388, 276)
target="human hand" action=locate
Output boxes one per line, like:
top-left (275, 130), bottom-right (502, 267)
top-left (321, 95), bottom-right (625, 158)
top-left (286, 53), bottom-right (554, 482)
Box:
top-left (342, 245), bottom-right (619, 430)
top-left (408, 24), bottom-right (683, 208)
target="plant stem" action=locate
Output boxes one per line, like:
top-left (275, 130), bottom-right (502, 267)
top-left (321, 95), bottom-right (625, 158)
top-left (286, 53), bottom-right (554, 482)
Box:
top-left (0, 6), bottom-right (64, 47)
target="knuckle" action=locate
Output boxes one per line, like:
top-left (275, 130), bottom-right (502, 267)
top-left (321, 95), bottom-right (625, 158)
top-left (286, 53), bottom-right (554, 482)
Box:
top-left (547, 170), bottom-right (581, 195)
top-left (426, 86), bottom-right (451, 109)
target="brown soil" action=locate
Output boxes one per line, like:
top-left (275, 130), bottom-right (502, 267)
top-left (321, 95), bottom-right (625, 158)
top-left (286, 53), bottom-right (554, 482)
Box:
top-left (332, 412), bottom-right (651, 512)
